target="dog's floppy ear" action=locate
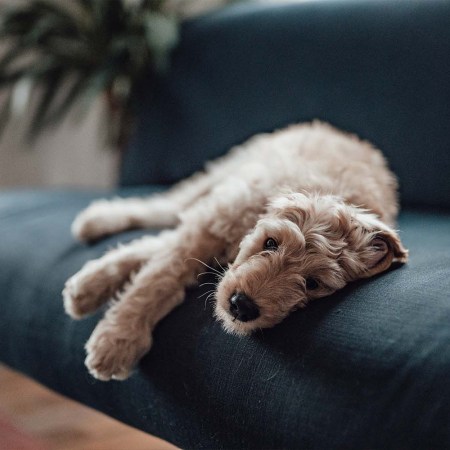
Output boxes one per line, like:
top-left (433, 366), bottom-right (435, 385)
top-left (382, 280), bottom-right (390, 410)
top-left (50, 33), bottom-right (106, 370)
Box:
top-left (363, 229), bottom-right (409, 278)
top-left (355, 213), bottom-right (408, 278)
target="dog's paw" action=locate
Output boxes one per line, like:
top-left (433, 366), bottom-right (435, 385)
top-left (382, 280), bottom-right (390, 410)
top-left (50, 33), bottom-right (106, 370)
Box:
top-left (84, 322), bottom-right (153, 381)
top-left (63, 260), bottom-right (119, 319)
top-left (71, 200), bottom-right (130, 242)
top-left (63, 282), bottom-right (93, 319)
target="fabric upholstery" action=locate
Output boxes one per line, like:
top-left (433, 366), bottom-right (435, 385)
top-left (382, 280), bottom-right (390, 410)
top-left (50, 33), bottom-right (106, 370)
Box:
top-left (0, 189), bottom-right (449, 449)
top-left (121, 0), bottom-right (450, 209)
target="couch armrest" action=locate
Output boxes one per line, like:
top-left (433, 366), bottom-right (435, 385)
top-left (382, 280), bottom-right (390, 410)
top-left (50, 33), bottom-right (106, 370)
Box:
top-left (121, 0), bottom-right (450, 209)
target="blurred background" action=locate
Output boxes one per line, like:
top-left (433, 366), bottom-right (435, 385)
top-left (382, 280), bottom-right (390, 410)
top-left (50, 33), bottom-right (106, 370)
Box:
top-left (0, 0), bottom-right (232, 191)
top-left (0, 0), bottom-right (121, 189)
top-left (0, 97), bottom-right (118, 189)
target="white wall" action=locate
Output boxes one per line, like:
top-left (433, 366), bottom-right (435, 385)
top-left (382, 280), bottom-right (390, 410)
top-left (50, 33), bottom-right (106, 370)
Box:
top-left (0, 0), bottom-right (118, 190)
top-left (0, 99), bottom-right (119, 189)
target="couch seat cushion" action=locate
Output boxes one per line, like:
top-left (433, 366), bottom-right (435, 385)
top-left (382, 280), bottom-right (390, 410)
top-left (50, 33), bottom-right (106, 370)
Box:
top-left (0, 189), bottom-right (449, 449)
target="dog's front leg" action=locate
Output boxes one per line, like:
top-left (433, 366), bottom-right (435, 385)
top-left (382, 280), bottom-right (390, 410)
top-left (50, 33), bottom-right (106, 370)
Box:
top-left (84, 226), bottom-right (225, 381)
top-left (83, 176), bottom-right (268, 380)
top-left (63, 234), bottom-right (172, 319)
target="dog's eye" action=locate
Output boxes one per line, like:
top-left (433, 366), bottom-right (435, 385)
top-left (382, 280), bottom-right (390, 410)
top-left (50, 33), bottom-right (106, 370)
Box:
top-left (263, 238), bottom-right (278, 251)
top-left (305, 278), bottom-right (319, 290)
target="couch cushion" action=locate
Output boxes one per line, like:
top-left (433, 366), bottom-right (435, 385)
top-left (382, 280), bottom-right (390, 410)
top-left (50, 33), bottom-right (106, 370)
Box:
top-left (121, 0), bottom-right (450, 209)
top-left (0, 190), bottom-right (449, 449)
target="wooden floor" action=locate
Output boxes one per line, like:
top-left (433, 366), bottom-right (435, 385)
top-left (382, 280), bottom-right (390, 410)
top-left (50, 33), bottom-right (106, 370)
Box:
top-left (0, 364), bottom-right (178, 450)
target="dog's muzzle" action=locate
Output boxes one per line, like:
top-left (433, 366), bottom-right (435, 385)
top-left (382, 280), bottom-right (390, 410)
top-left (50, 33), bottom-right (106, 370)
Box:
top-left (229, 292), bottom-right (260, 322)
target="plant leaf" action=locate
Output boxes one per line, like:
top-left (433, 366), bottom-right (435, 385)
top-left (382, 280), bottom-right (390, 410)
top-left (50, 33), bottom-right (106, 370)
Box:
top-left (43, 72), bottom-right (90, 125)
top-left (28, 67), bottom-right (65, 138)
top-left (0, 88), bottom-right (12, 137)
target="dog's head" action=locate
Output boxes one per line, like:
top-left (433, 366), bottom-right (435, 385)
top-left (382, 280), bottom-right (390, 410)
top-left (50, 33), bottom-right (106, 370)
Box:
top-left (214, 193), bottom-right (408, 335)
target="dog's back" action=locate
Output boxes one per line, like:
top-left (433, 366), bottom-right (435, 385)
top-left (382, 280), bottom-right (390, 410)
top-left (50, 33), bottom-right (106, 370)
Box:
top-left (206, 122), bottom-right (399, 225)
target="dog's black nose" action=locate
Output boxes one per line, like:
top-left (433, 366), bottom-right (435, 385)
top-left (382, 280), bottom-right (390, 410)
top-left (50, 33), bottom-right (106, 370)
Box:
top-left (229, 292), bottom-right (260, 322)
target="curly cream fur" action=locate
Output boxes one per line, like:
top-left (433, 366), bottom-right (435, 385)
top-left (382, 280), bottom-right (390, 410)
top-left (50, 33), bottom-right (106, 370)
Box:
top-left (63, 121), bottom-right (408, 380)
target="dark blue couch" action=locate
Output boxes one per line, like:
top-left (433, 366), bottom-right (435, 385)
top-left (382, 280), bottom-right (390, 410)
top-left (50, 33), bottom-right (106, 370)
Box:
top-left (1, 1), bottom-right (450, 448)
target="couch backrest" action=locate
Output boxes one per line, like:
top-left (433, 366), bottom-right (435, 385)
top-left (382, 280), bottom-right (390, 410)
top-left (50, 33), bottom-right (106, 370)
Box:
top-left (121, 0), bottom-right (450, 209)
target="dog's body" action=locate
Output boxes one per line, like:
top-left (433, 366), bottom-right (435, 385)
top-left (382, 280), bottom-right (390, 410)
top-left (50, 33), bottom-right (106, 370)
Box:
top-left (63, 122), bottom-right (408, 381)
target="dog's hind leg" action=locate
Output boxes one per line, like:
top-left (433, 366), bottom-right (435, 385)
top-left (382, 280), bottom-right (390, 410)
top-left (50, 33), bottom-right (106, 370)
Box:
top-left (70, 140), bottom-right (255, 242)
top-left (71, 168), bottom-right (222, 242)
top-left (63, 234), bottom-right (167, 318)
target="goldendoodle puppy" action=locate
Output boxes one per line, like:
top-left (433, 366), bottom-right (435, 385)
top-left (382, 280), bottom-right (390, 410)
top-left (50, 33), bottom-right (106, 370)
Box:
top-left (63, 121), bottom-right (408, 381)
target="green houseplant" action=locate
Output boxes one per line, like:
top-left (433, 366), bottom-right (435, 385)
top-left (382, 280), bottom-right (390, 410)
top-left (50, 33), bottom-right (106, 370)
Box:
top-left (0, 0), bottom-right (180, 148)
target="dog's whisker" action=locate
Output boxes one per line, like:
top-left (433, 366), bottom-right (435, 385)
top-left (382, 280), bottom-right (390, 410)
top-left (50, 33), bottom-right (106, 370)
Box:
top-left (198, 288), bottom-right (214, 298)
top-left (213, 257), bottom-right (225, 272)
top-left (199, 282), bottom-right (218, 288)
top-left (199, 290), bottom-right (216, 309)
top-left (186, 257), bottom-right (222, 275)
top-left (203, 293), bottom-right (214, 310)
top-left (204, 292), bottom-right (216, 309)
top-left (197, 271), bottom-right (221, 280)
